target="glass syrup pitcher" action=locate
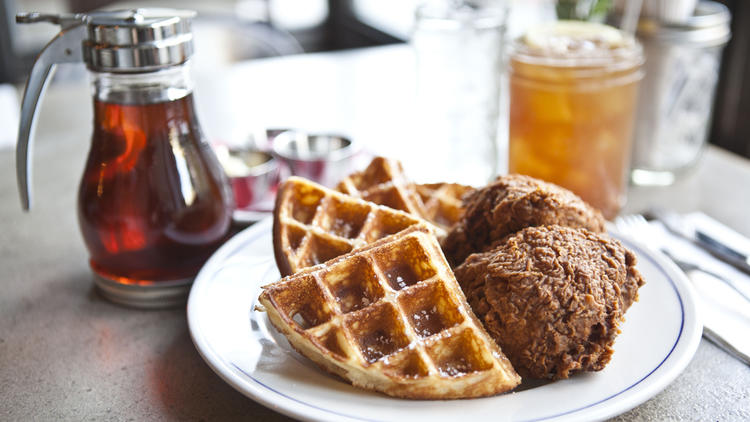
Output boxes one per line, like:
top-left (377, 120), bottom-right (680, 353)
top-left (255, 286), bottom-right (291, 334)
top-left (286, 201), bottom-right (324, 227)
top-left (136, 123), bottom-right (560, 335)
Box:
top-left (16, 9), bottom-right (234, 308)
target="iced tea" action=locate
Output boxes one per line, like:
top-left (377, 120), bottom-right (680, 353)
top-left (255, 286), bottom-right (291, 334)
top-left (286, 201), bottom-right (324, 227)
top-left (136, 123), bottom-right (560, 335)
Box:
top-left (508, 22), bottom-right (643, 219)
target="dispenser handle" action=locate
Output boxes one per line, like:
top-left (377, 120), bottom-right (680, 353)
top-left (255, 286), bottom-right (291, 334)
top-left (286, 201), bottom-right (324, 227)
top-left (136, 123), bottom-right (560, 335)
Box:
top-left (16, 15), bottom-right (85, 210)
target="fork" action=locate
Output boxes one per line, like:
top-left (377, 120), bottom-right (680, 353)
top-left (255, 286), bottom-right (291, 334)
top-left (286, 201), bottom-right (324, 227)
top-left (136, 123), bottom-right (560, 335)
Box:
top-left (614, 214), bottom-right (750, 304)
top-left (616, 214), bottom-right (750, 366)
top-left (614, 213), bottom-right (663, 247)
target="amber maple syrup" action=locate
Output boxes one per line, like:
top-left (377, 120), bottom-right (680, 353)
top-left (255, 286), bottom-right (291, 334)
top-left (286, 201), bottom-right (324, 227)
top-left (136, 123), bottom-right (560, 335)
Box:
top-left (78, 94), bottom-right (232, 285)
top-left (14, 9), bottom-right (232, 307)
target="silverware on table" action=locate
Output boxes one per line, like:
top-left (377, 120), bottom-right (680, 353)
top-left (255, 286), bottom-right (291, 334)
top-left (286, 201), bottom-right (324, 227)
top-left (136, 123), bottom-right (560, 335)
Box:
top-left (647, 208), bottom-right (750, 276)
top-left (703, 327), bottom-right (750, 367)
top-left (614, 213), bottom-right (750, 303)
top-left (614, 213), bottom-right (750, 366)
top-left (660, 249), bottom-right (750, 304)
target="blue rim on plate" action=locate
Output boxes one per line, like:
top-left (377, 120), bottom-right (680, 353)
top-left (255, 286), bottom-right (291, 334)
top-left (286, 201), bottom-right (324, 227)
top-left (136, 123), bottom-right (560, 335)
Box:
top-left (187, 218), bottom-right (702, 422)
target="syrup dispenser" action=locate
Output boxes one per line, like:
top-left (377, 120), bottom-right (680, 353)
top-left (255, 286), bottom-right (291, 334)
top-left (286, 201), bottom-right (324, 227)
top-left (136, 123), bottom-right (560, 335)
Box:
top-left (16, 9), bottom-right (234, 308)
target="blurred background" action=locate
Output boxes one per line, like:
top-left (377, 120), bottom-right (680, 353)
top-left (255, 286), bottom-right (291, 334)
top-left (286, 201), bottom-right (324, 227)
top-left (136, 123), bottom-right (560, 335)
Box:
top-left (1, 0), bottom-right (748, 159)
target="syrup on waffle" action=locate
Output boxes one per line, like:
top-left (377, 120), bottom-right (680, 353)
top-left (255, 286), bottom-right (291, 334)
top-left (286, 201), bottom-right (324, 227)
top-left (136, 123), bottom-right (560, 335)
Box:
top-left (273, 176), bottom-right (439, 277)
top-left (258, 225), bottom-right (521, 399)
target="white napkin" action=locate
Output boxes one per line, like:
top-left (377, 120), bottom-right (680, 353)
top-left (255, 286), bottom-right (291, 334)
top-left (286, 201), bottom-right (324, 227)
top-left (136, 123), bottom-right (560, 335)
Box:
top-left (648, 220), bottom-right (750, 363)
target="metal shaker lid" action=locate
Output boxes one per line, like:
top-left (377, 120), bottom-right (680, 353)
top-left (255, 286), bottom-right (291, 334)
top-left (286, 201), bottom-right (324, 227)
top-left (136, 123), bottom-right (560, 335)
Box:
top-left (83, 8), bottom-right (196, 72)
top-left (637, 1), bottom-right (731, 47)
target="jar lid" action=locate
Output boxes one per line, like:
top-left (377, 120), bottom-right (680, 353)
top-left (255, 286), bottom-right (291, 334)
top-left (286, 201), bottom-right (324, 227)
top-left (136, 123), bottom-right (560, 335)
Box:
top-left (636, 1), bottom-right (731, 46)
top-left (83, 8), bottom-right (196, 72)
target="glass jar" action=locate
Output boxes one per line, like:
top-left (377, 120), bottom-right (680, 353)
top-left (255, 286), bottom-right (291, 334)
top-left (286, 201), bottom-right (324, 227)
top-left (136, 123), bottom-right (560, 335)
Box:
top-left (508, 21), bottom-right (644, 219)
top-left (629, 1), bottom-right (731, 186)
top-left (409, 0), bottom-right (508, 186)
top-left (15, 9), bottom-right (234, 307)
top-left (79, 62), bottom-right (233, 304)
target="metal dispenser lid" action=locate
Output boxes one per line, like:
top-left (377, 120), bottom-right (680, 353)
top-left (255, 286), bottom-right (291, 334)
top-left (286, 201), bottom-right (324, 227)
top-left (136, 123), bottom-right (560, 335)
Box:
top-left (83, 8), bottom-right (196, 72)
top-left (14, 8), bottom-right (198, 212)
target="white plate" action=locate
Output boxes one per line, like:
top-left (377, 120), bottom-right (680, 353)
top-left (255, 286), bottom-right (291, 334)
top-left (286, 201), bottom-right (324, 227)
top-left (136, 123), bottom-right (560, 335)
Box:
top-left (187, 218), bottom-right (702, 422)
top-left (232, 209), bottom-right (272, 225)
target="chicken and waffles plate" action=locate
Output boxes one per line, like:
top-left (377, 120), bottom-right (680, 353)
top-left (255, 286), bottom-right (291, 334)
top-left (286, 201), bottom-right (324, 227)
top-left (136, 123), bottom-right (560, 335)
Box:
top-left (187, 217), bottom-right (701, 422)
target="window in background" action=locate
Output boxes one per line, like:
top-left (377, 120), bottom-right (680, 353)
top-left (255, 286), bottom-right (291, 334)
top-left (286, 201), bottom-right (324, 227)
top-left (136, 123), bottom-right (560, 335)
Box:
top-left (351, 0), bottom-right (417, 41)
top-left (350, 0), bottom-right (558, 42)
top-left (268, 0), bottom-right (327, 31)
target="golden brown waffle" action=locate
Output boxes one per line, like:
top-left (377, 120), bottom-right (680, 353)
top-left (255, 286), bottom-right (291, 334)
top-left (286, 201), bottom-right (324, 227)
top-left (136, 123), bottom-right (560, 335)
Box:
top-left (273, 176), bottom-right (436, 277)
top-left (258, 225), bottom-right (521, 399)
top-left (414, 183), bottom-right (474, 231)
top-left (336, 157), bottom-right (426, 219)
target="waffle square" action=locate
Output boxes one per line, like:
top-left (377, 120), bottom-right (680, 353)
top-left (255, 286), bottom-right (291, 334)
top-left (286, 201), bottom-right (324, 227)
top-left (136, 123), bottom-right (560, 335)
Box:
top-left (337, 156), bottom-right (426, 219)
top-left (337, 156), bottom-right (473, 231)
top-left (273, 176), bottom-right (438, 277)
top-left (259, 225), bottom-right (521, 399)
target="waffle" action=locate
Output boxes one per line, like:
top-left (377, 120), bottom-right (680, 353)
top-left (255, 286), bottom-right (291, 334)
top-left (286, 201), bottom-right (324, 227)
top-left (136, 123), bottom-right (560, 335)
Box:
top-left (337, 157), bottom-right (426, 219)
top-left (258, 225), bottom-right (521, 399)
top-left (414, 182), bottom-right (474, 231)
top-left (273, 176), bottom-right (439, 277)
top-left (337, 157), bottom-right (473, 231)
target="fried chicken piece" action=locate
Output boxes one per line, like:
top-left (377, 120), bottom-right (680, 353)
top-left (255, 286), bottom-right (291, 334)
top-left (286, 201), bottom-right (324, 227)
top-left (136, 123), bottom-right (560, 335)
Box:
top-left (454, 225), bottom-right (645, 380)
top-left (441, 174), bottom-right (606, 267)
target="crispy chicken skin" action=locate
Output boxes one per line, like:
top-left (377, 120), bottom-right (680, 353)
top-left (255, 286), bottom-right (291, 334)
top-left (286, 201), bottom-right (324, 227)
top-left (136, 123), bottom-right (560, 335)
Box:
top-left (454, 225), bottom-right (645, 379)
top-left (441, 174), bottom-right (606, 267)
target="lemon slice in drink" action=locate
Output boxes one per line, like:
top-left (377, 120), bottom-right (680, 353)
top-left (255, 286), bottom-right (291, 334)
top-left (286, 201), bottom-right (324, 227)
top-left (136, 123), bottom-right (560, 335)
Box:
top-left (523, 21), bottom-right (630, 56)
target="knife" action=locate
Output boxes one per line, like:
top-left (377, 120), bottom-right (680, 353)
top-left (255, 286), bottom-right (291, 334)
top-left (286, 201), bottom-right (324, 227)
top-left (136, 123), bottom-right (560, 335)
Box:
top-left (648, 209), bottom-right (750, 277)
top-left (703, 327), bottom-right (750, 367)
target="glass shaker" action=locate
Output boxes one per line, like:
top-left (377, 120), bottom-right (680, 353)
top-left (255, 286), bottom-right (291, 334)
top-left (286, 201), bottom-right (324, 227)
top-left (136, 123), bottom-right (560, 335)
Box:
top-left (16, 9), bottom-right (233, 308)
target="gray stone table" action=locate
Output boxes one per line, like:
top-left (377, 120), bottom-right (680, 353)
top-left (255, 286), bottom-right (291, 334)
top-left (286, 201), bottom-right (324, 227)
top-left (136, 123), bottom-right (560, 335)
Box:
top-left (1, 46), bottom-right (748, 421)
